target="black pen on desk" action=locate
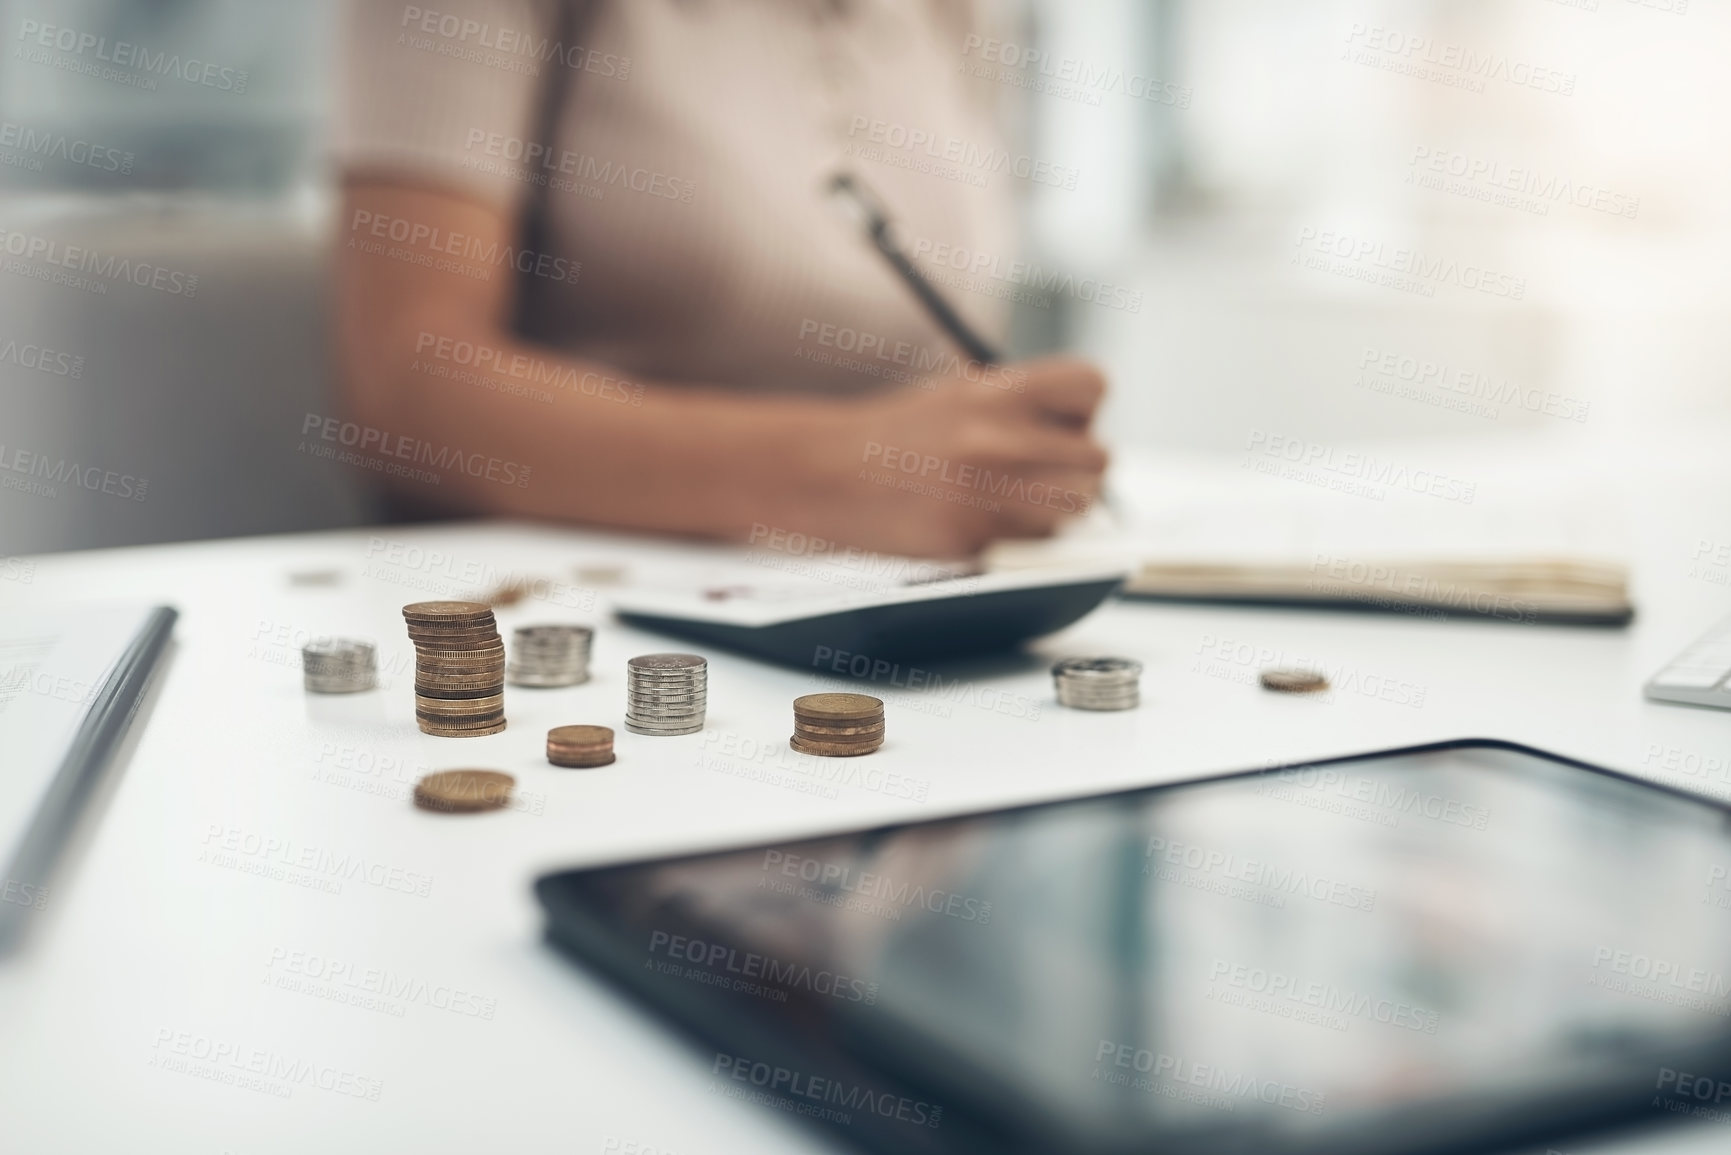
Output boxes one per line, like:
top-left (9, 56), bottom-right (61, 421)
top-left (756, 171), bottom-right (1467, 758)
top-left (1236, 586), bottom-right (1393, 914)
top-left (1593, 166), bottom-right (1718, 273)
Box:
top-left (827, 171), bottom-right (1003, 365)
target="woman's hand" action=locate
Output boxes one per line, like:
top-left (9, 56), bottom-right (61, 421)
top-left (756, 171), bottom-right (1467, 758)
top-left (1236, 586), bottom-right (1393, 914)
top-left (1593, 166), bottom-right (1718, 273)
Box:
top-left (776, 357), bottom-right (1110, 558)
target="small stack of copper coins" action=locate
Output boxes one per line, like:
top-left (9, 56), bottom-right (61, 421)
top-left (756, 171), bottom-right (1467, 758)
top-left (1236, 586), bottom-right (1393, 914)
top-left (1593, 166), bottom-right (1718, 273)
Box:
top-left (790, 693), bottom-right (884, 756)
top-left (546, 724), bottom-right (615, 768)
top-left (403, 601), bottom-right (506, 737)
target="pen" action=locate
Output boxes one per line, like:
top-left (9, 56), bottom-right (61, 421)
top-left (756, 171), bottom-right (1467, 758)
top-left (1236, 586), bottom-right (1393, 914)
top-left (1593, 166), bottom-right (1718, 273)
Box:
top-left (829, 169), bottom-right (1122, 522)
top-left (827, 170), bottom-right (1004, 365)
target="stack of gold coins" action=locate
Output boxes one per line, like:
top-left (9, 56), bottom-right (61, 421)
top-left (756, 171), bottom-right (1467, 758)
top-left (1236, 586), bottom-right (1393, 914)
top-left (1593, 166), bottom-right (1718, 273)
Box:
top-left (507, 624), bottom-right (593, 687)
top-left (403, 601), bottom-right (506, 737)
top-left (1052, 657), bottom-right (1142, 711)
top-left (624, 653), bottom-right (707, 735)
top-left (302, 639), bottom-right (376, 694)
top-left (413, 769), bottom-right (514, 813)
top-left (546, 724), bottom-right (615, 768)
top-left (790, 693), bottom-right (885, 756)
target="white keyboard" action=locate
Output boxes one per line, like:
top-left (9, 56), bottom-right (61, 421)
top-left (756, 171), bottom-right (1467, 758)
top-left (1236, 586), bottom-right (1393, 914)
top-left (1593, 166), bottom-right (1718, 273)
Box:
top-left (1645, 616), bottom-right (1731, 709)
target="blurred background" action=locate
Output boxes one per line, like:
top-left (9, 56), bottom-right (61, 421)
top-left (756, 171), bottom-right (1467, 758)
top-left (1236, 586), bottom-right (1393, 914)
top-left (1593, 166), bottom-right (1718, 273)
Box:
top-left (1, 0), bottom-right (1725, 554)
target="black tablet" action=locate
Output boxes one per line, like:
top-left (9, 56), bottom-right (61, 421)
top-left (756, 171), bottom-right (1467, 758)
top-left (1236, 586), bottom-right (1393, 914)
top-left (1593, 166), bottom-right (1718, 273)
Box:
top-left (535, 740), bottom-right (1731, 1154)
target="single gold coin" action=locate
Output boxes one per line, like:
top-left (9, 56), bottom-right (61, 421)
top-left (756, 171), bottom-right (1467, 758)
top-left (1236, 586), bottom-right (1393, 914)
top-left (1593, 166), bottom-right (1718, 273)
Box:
top-left (1260, 668), bottom-right (1330, 693)
top-left (548, 724), bottom-right (613, 749)
top-left (413, 769), bottom-right (515, 813)
top-left (793, 693), bottom-right (884, 721)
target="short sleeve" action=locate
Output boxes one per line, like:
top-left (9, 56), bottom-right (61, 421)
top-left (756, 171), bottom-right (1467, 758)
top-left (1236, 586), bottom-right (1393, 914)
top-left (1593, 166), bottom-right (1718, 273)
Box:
top-left (333, 0), bottom-right (562, 213)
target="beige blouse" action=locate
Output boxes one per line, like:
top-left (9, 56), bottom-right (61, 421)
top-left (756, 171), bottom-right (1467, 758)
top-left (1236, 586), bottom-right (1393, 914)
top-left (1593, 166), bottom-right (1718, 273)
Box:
top-left (336, 0), bottom-right (1015, 393)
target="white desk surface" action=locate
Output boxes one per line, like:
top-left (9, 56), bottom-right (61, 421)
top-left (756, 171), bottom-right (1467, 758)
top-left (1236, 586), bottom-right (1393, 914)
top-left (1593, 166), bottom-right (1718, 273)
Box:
top-left (2, 432), bottom-right (1730, 1155)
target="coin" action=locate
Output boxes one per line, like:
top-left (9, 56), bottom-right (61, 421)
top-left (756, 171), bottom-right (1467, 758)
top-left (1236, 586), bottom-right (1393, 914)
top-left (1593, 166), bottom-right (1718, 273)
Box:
top-left (1053, 656), bottom-right (1142, 711)
top-left (1259, 668), bottom-right (1330, 693)
top-left (790, 736), bottom-right (880, 757)
top-left (624, 652), bottom-right (707, 735)
top-left (628, 653), bottom-right (706, 671)
top-left (413, 769), bottom-right (514, 813)
top-left (547, 724), bottom-right (616, 768)
top-left (793, 693), bottom-right (884, 721)
top-left (790, 693), bottom-right (884, 756)
top-left (302, 639), bottom-right (377, 694)
top-left (405, 603), bottom-right (507, 736)
top-left (508, 624), bottom-right (594, 688)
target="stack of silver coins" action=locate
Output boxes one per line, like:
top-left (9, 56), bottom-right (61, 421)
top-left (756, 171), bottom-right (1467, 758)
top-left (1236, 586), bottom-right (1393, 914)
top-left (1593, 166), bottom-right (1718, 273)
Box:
top-left (624, 653), bottom-right (707, 735)
top-left (302, 639), bottom-right (377, 694)
top-left (1052, 656), bottom-right (1142, 711)
top-left (507, 624), bottom-right (593, 687)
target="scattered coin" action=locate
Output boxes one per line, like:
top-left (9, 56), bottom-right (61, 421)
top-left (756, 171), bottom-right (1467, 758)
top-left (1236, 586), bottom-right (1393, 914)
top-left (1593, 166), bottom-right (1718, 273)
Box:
top-left (287, 569), bottom-right (343, 587)
top-left (625, 653), bottom-right (708, 735)
top-left (1052, 656), bottom-right (1142, 711)
top-left (1259, 668), bottom-right (1330, 693)
top-left (404, 602), bottom-right (506, 736)
top-left (791, 692), bottom-right (884, 756)
top-left (413, 769), bottom-right (515, 813)
top-left (302, 638), bottom-right (376, 694)
top-left (508, 624), bottom-right (593, 687)
top-left (547, 724), bottom-right (616, 768)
